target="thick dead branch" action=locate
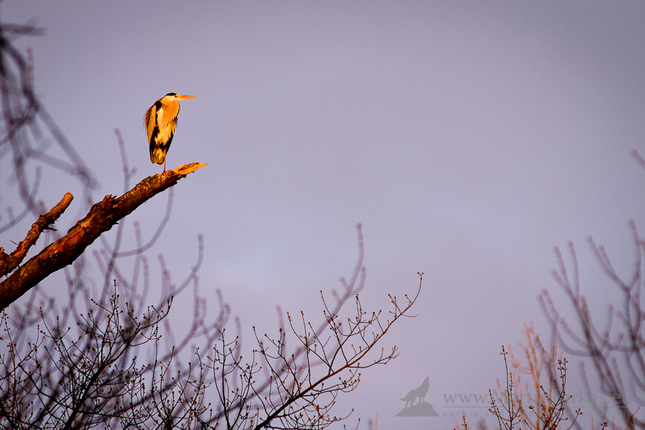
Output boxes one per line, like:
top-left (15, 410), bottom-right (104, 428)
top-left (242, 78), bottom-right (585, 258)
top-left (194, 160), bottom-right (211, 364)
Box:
top-left (0, 162), bottom-right (206, 310)
top-left (0, 191), bottom-right (73, 277)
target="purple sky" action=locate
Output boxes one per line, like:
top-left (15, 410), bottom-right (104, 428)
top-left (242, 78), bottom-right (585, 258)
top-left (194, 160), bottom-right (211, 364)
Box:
top-left (4, 2), bottom-right (645, 428)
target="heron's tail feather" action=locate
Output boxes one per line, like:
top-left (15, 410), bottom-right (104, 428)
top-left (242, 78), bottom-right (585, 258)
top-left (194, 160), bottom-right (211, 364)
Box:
top-left (150, 147), bottom-right (166, 165)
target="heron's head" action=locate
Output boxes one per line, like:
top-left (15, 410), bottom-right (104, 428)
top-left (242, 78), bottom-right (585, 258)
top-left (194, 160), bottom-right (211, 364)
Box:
top-left (163, 92), bottom-right (196, 102)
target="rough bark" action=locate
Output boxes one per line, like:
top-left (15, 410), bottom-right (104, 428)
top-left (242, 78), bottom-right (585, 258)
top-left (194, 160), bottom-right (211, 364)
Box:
top-left (0, 162), bottom-right (206, 310)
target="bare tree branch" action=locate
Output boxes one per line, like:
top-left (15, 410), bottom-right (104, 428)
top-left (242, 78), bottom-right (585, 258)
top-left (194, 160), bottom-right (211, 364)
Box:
top-left (538, 157), bottom-right (645, 430)
top-left (0, 162), bottom-right (207, 310)
top-left (0, 191), bottom-right (73, 277)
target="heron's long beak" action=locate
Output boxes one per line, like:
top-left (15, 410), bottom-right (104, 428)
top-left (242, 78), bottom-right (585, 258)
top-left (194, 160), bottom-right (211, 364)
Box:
top-left (177, 94), bottom-right (196, 100)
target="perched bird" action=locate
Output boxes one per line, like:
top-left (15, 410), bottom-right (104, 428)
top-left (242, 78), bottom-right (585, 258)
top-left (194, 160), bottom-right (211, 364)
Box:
top-left (143, 92), bottom-right (196, 171)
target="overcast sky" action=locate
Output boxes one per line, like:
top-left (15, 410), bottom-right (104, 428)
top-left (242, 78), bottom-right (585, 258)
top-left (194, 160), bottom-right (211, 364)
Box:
top-left (4, 2), bottom-right (645, 428)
